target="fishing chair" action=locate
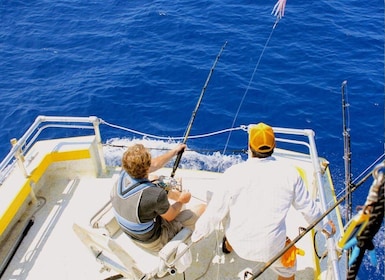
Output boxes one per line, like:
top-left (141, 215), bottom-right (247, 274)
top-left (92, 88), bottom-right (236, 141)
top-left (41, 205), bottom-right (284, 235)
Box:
top-left (72, 201), bottom-right (192, 279)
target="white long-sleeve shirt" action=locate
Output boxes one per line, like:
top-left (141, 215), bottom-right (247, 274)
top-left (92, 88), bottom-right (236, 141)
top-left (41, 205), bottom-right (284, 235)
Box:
top-left (191, 156), bottom-right (323, 262)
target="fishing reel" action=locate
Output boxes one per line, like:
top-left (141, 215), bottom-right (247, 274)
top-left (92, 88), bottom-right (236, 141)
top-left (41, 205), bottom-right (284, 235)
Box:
top-left (156, 175), bottom-right (181, 192)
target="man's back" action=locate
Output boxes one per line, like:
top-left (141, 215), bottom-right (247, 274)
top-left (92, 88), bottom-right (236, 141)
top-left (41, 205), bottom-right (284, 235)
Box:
top-left (223, 156), bottom-right (302, 261)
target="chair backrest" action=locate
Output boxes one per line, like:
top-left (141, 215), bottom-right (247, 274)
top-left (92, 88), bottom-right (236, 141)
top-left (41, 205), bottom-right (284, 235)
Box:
top-left (72, 222), bottom-right (143, 279)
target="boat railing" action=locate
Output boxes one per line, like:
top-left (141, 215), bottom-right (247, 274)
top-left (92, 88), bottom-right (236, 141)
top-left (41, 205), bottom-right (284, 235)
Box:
top-left (0, 115), bottom-right (106, 184)
top-left (0, 117), bottom-right (342, 278)
top-left (268, 125), bottom-right (342, 280)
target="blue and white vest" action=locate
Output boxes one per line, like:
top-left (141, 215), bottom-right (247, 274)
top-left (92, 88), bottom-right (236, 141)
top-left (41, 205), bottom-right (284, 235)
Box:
top-left (111, 171), bottom-right (156, 235)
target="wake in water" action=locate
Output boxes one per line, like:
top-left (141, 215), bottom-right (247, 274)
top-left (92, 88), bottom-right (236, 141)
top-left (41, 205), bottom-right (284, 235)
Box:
top-left (103, 138), bottom-right (245, 173)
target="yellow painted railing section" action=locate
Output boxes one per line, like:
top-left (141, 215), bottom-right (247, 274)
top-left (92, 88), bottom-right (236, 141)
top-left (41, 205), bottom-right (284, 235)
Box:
top-left (296, 166), bottom-right (321, 278)
top-left (0, 149), bottom-right (91, 237)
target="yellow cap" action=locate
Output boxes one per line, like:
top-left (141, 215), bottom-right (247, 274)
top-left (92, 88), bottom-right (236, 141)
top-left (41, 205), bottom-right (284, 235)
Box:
top-left (249, 123), bottom-right (275, 153)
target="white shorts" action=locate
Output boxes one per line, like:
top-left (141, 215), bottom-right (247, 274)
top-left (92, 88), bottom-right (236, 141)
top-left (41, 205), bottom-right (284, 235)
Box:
top-left (270, 258), bottom-right (296, 278)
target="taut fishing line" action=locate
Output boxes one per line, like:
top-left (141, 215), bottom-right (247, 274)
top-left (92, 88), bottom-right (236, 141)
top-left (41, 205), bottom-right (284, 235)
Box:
top-left (223, 18), bottom-right (280, 155)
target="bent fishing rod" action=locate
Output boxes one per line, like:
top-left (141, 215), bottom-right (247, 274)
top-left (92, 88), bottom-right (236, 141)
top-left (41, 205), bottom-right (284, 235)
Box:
top-left (170, 41), bottom-right (228, 178)
top-left (248, 162), bottom-right (382, 279)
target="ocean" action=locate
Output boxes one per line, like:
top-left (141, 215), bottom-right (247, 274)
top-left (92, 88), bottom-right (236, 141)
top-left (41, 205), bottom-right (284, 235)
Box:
top-left (0, 0), bottom-right (384, 279)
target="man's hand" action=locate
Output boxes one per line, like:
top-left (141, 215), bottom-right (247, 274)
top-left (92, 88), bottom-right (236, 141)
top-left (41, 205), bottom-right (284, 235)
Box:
top-left (168, 188), bottom-right (181, 201)
top-left (177, 190), bottom-right (191, 204)
top-left (173, 143), bottom-right (187, 155)
top-left (321, 220), bottom-right (336, 238)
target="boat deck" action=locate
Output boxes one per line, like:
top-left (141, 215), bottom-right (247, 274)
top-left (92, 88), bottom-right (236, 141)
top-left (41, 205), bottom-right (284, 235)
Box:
top-left (1, 171), bottom-right (317, 280)
top-left (0, 134), bottom-right (344, 280)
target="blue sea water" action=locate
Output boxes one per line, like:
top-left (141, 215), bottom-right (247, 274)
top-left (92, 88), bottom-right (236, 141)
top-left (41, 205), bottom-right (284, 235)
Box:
top-left (0, 0), bottom-right (384, 279)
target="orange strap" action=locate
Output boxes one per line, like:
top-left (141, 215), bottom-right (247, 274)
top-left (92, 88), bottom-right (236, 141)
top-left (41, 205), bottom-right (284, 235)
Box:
top-left (281, 238), bottom-right (305, 268)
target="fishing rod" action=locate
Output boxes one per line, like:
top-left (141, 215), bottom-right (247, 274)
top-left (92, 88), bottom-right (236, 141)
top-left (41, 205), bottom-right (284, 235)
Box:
top-left (170, 41), bottom-right (228, 178)
top-left (341, 80), bottom-right (353, 271)
top-left (247, 162), bottom-right (380, 279)
top-left (342, 80), bottom-right (352, 223)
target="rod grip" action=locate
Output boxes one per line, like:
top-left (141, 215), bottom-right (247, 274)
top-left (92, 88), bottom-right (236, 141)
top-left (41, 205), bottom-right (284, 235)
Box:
top-left (171, 149), bottom-right (184, 178)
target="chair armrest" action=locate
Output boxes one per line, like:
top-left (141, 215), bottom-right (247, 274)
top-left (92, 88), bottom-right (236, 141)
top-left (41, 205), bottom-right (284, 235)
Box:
top-left (158, 228), bottom-right (192, 263)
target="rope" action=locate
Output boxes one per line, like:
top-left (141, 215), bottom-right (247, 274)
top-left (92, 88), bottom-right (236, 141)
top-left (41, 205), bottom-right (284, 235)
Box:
top-left (100, 119), bottom-right (246, 142)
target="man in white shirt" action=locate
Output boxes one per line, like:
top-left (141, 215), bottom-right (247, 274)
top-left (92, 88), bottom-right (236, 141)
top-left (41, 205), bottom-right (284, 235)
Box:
top-left (191, 122), bottom-right (324, 280)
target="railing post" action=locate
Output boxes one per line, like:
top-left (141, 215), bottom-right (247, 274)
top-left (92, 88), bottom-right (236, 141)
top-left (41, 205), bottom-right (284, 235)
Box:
top-left (10, 138), bottom-right (37, 204)
top-left (10, 138), bottom-right (28, 178)
top-left (90, 117), bottom-right (107, 174)
top-left (306, 130), bottom-right (341, 280)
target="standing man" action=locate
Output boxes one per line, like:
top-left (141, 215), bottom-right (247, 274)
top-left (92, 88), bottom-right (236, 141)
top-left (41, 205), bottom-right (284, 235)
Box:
top-left (191, 122), bottom-right (325, 280)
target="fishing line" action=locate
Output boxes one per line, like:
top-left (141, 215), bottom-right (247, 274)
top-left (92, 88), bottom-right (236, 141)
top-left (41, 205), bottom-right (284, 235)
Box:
top-left (223, 20), bottom-right (280, 155)
top-left (351, 153), bottom-right (385, 185)
top-left (329, 153), bottom-right (385, 210)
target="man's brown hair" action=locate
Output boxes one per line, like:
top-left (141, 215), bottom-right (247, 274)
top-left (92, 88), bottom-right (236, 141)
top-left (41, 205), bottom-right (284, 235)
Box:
top-left (122, 144), bottom-right (151, 179)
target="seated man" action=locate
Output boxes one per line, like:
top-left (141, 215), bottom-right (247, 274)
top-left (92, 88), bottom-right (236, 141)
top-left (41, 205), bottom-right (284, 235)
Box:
top-left (111, 143), bottom-right (205, 251)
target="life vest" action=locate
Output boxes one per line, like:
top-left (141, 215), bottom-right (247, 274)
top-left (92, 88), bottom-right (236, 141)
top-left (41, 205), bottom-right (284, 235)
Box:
top-left (111, 171), bottom-right (156, 235)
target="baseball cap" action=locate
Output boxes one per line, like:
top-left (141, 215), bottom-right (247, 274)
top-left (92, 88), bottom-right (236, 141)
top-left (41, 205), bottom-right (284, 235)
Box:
top-left (249, 123), bottom-right (275, 153)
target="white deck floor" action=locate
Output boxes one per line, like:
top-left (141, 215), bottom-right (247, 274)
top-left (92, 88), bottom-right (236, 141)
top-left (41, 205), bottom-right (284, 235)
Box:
top-left (1, 164), bottom-right (320, 280)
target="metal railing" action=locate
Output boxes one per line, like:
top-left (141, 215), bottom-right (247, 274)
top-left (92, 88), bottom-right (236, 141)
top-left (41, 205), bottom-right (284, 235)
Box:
top-left (0, 116), bottom-right (106, 184)
top-left (0, 117), bottom-right (343, 278)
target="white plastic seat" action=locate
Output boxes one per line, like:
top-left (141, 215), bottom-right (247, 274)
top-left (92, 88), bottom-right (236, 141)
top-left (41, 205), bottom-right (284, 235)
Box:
top-left (73, 201), bottom-right (192, 279)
